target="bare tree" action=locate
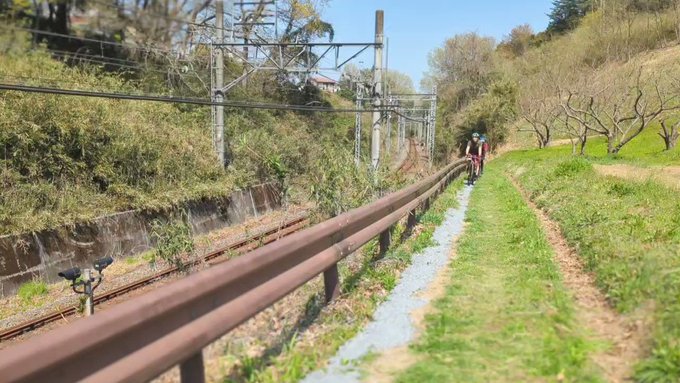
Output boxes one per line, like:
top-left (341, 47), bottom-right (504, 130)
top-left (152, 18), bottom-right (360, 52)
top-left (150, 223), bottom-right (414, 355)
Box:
top-left (659, 117), bottom-right (680, 150)
top-left (561, 66), bottom-right (677, 154)
top-left (520, 96), bottom-right (561, 148)
top-left (559, 89), bottom-right (592, 155)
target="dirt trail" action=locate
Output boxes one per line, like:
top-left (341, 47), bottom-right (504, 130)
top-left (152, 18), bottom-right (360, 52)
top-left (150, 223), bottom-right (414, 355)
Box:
top-left (509, 176), bottom-right (650, 383)
top-left (594, 164), bottom-right (680, 190)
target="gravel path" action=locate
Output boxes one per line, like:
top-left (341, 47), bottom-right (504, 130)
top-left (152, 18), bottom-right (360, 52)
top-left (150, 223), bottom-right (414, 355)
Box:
top-left (301, 187), bottom-right (472, 383)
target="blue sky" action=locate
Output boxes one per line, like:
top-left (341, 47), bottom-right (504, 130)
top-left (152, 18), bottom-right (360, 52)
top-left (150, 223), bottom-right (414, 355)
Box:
top-left (320, 0), bottom-right (553, 90)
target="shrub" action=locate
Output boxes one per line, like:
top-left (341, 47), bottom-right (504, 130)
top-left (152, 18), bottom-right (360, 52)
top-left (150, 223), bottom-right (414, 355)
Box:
top-left (150, 217), bottom-right (194, 269)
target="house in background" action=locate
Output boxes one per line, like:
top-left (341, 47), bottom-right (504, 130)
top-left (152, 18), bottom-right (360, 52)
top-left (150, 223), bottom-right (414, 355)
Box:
top-left (310, 76), bottom-right (339, 93)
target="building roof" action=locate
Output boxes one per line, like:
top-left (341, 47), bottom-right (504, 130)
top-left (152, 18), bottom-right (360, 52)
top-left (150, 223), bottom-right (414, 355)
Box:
top-left (311, 76), bottom-right (337, 84)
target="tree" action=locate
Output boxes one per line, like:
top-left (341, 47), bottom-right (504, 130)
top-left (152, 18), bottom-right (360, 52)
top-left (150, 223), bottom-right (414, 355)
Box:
top-left (548, 0), bottom-right (591, 33)
top-left (385, 70), bottom-right (415, 95)
top-left (659, 117), bottom-right (680, 150)
top-left (424, 32), bottom-right (496, 112)
top-left (279, 0), bottom-right (333, 43)
top-left (454, 79), bottom-right (518, 153)
top-left (520, 96), bottom-right (561, 148)
top-left (557, 93), bottom-right (591, 155)
top-left (561, 65), bottom-right (678, 154)
top-left (499, 24), bottom-right (535, 58)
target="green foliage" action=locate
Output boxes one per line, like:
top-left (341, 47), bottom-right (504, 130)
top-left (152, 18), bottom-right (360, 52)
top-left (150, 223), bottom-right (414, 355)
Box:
top-left (150, 217), bottom-right (194, 269)
top-left (452, 79), bottom-right (518, 154)
top-left (0, 49), bottom-right (232, 235)
top-left (0, 33), bottom-right (365, 235)
top-left (17, 280), bottom-right (48, 304)
top-left (548, 0), bottom-right (591, 34)
top-left (308, 146), bottom-right (376, 219)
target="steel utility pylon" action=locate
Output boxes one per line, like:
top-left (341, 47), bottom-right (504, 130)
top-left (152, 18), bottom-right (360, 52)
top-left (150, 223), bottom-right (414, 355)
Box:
top-left (208, 1), bottom-right (383, 167)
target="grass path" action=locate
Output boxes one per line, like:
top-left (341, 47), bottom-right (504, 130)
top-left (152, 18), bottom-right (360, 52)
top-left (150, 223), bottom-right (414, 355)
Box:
top-left (397, 166), bottom-right (603, 383)
top-left (509, 176), bottom-right (647, 382)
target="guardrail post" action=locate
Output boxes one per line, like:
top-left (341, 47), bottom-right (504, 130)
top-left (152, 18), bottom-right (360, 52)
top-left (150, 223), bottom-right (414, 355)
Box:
top-left (379, 227), bottom-right (392, 257)
top-left (407, 209), bottom-right (417, 230)
top-left (323, 264), bottom-right (341, 303)
top-left (180, 351), bottom-right (205, 383)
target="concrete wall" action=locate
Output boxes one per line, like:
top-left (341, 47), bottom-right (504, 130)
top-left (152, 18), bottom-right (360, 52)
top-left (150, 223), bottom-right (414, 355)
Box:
top-left (0, 183), bottom-right (281, 296)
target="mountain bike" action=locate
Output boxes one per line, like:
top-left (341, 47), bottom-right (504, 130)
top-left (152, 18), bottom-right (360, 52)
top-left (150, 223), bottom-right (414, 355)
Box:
top-left (466, 155), bottom-right (480, 186)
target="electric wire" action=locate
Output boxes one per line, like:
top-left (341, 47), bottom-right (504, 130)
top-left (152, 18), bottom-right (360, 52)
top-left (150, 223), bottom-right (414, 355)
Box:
top-left (0, 82), bottom-right (426, 121)
top-left (0, 24), bottom-right (182, 56)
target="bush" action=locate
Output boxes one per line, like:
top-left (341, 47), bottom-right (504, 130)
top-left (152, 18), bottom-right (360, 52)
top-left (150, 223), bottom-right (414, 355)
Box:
top-left (0, 49), bottom-right (232, 235)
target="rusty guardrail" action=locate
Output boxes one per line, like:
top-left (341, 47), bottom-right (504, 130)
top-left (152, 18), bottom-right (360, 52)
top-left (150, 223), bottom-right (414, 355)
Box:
top-left (0, 159), bottom-right (467, 383)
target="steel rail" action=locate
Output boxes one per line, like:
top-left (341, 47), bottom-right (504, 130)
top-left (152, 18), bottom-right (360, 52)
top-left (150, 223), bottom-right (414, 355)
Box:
top-left (399, 138), bottom-right (418, 173)
top-left (0, 160), bottom-right (466, 383)
top-left (0, 216), bottom-right (309, 342)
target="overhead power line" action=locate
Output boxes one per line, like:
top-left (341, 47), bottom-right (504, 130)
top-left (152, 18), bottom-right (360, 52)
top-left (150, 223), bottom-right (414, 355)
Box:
top-left (0, 24), bottom-right (181, 56)
top-left (0, 82), bottom-right (425, 121)
top-left (0, 82), bottom-right (396, 114)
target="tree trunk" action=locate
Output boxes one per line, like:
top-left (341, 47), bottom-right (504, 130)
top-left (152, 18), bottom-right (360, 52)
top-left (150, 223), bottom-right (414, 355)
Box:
top-left (579, 134), bottom-right (588, 156)
top-left (661, 133), bottom-right (678, 150)
top-left (607, 135), bottom-right (616, 154)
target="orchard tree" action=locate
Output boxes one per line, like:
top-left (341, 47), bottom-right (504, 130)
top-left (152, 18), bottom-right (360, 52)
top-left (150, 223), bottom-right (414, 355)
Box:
top-left (520, 97), bottom-right (561, 148)
top-left (659, 117), bottom-right (680, 150)
top-left (561, 65), bottom-right (678, 154)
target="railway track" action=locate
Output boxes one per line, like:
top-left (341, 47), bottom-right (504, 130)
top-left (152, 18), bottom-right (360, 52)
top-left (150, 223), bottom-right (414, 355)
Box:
top-left (399, 138), bottom-right (418, 173)
top-left (0, 215), bottom-right (309, 342)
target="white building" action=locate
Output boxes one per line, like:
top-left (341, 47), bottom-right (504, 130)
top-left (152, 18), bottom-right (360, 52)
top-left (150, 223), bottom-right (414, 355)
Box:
top-left (310, 76), bottom-right (339, 93)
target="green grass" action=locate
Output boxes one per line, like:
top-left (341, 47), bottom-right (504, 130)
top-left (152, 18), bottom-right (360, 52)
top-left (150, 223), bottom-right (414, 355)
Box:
top-left (397, 166), bottom-right (602, 383)
top-left (17, 281), bottom-right (49, 305)
top-left (500, 133), bottom-right (680, 381)
top-left (219, 178), bottom-right (466, 382)
top-left (541, 127), bottom-right (680, 167)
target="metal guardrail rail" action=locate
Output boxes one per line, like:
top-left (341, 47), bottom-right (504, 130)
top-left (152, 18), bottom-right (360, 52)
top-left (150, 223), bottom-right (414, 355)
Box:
top-left (0, 159), bottom-right (467, 383)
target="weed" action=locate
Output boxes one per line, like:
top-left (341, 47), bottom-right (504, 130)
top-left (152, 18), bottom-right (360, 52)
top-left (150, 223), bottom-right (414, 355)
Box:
top-left (554, 157), bottom-right (593, 177)
top-left (17, 280), bottom-right (48, 304)
top-left (150, 216), bottom-right (194, 270)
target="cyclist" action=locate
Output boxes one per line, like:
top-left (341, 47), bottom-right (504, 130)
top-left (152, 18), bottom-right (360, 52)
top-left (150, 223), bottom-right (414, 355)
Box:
top-left (465, 132), bottom-right (483, 183)
top-left (480, 135), bottom-right (490, 175)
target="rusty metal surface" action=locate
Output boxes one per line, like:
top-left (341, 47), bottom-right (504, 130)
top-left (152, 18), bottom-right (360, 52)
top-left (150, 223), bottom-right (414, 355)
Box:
top-left (0, 160), bottom-right (466, 383)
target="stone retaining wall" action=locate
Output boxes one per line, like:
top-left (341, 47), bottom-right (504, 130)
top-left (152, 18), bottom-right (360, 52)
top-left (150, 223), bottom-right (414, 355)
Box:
top-left (0, 183), bottom-right (281, 296)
